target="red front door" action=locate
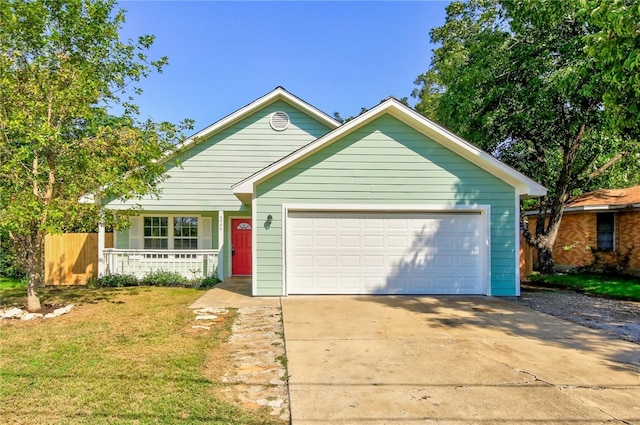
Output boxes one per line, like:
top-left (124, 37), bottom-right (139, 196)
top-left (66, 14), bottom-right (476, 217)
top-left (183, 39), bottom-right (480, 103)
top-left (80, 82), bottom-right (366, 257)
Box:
top-left (231, 219), bottom-right (252, 275)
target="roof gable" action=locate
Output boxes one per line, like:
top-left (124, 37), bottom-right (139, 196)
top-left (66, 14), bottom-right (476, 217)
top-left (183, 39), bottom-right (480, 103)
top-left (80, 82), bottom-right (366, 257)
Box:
top-left (169, 86), bottom-right (340, 160)
top-left (103, 89), bottom-right (339, 210)
top-left (233, 98), bottom-right (547, 203)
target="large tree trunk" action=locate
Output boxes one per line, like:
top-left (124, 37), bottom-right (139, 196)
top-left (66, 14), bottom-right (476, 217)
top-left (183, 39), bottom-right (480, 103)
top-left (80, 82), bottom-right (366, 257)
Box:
top-left (26, 233), bottom-right (44, 312)
top-left (537, 242), bottom-right (555, 276)
top-left (535, 211), bottom-right (563, 275)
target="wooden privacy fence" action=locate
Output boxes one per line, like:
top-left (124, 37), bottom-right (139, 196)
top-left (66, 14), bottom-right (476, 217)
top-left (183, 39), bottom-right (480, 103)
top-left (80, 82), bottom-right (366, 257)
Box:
top-left (45, 233), bottom-right (113, 285)
top-left (520, 234), bottom-right (534, 281)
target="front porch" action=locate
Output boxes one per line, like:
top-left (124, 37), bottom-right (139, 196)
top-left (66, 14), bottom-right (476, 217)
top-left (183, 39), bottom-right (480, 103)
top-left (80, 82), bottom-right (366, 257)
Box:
top-left (97, 210), bottom-right (254, 282)
top-left (103, 249), bottom-right (220, 280)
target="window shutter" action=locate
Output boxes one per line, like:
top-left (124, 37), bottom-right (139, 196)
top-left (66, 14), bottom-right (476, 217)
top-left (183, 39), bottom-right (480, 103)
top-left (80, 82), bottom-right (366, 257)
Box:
top-left (130, 216), bottom-right (142, 249)
top-left (200, 217), bottom-right (212, 249)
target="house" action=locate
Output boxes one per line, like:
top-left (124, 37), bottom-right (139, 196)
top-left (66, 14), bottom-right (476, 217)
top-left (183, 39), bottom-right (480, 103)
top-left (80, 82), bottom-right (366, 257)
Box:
top-left (526, 186), bottom-right (640, 275)
top-left (98, 87), bottom-right (546, 296)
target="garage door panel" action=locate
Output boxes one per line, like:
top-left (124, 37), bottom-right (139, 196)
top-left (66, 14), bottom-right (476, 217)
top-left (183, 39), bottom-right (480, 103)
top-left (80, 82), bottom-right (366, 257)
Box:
top-left (287, 211), bottom-right (484, 295)
top-left (340, 255), bottom-right (360, 268)
top-left (316, 219), bottom-right (337, 230)
top-left (316, 255), bottom-right (337, 268)
top-left (388, 235), bottom-right (408, 248)
top-left (316, 235), bottom-right (337, 248)
top-left (290, 254), bottom-right (313, 267)
top-left (339, 235), bottom-right (360, 247)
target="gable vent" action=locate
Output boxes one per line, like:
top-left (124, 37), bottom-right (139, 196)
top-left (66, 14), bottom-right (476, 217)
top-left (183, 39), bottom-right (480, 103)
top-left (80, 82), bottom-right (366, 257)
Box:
top-left (270, 111), bottom-right (290, 131)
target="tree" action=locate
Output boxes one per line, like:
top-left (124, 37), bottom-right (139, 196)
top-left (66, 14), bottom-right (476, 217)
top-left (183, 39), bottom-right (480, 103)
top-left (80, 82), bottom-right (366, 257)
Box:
top-left (0, 0), bottom-right (191, 311)
top-left (584, 0), bottom-right (640, 140)
top-left (413, 0), bottom-right (640, 274)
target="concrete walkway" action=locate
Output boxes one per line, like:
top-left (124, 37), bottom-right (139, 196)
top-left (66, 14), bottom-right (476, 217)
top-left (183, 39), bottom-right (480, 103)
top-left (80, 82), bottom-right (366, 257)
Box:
top-left (281, 295), bottom-right (640, 424)
top-left (189, 277), bottom-right (280, 309)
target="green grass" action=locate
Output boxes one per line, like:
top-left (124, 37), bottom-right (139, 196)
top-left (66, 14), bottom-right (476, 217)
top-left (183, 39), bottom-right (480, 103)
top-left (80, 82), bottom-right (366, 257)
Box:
top-left (0, 276), bottom-right (26, 290)
top-left (0, 286), bottom-right (284, 424)
top-left (530, 273), bottom-right (640, 301)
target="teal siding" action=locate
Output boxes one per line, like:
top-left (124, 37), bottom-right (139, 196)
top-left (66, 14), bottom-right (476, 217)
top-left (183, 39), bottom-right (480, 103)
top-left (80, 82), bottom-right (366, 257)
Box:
top-left (255, 114), bottom-right (518, 296)
top-left (106, 100), bottom-right (332, 211)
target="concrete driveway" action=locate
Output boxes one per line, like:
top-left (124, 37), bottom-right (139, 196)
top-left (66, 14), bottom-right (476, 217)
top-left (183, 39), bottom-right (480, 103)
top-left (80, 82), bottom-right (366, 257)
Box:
top-left (281, 295), bottom-right (640, 424)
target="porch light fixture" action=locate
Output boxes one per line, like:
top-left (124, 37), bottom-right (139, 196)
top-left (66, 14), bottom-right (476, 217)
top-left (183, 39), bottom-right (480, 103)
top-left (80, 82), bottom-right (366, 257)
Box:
top-left (267, 214), bottom-right (273, 224)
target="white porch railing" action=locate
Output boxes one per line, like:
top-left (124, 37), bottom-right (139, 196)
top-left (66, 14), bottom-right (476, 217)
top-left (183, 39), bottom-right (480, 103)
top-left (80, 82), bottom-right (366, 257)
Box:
top-left (103, 249), bottom-right (219, 280)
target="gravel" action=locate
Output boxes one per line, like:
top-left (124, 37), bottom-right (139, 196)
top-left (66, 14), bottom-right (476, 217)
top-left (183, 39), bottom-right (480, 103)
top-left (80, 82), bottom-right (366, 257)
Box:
top-left (508, 284), bottom-right (640, 345)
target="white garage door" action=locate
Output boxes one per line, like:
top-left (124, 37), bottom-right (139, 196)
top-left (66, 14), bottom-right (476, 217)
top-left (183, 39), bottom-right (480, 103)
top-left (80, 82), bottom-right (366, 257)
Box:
top-left (286, 211), bottom-right (485, 295)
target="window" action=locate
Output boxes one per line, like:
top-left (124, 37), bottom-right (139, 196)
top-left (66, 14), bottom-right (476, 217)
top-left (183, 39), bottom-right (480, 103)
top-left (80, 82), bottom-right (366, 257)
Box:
top-left (143, 216), bottom-right (198, 249)
top-left (174, 216), bottom-right (198, 249)
top-left (596, 213), bottom-right (614, 251)
top-left (144, 217), bottom-right (168, 249)
top-left (236, 222), bottom-right (251, 230)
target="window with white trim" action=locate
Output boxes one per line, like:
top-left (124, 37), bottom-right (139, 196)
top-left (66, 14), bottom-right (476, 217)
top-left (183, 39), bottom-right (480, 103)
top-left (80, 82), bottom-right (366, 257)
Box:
top-left (174, 216), bottom-right (198, 249)
top-left (144, 217), bottom-right (168, 249)
top-left (143, 216), bottom-right (198, 249)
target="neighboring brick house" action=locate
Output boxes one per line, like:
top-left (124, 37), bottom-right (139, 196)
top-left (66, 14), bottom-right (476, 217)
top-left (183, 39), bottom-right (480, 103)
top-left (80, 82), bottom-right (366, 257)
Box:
top-left (526, 185), bottom-right (640, 276)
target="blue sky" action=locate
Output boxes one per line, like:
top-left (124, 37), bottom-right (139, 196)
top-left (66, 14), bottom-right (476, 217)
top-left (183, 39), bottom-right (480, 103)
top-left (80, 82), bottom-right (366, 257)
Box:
top-left (117, 1), bottom-right (449, 131)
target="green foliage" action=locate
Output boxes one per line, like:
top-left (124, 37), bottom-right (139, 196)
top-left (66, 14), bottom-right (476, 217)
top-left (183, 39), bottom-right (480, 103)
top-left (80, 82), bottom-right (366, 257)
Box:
top-left (196, 273), bottom-right (220, 289)
top-left (530, 273), bottom-right (640, 301)
top-left (583, 0), bottom-right (640, 141)
top-left (141, 270), bottom-right (189, 287)
top-left (581, 247), bottom-right (634, 275)
top-left (0, 276), bottom-right (27, 290)
top-left (88, 271), bottom-right (220, 288)
top-left (0, 0), bottom-right (193, 303)
top-left (413, 0), bottom-right (640, 273)
top-left (92, 273), bottom-right (139, 288)
top-left (0, 228), bottom-right (23, 278)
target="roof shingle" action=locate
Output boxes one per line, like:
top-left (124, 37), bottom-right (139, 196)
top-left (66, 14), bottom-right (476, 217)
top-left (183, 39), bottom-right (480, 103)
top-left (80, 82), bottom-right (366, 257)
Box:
top-left (566, 185), bottom-right (640, 208)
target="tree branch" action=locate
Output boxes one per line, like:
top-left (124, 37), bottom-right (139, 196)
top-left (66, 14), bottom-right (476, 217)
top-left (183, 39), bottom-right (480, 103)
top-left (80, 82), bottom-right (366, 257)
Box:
top-left (587, 152), bottom-right (626, 179)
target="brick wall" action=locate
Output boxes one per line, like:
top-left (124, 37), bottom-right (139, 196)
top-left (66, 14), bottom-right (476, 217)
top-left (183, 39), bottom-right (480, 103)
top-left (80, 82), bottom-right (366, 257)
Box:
top-left (618, 211), bottom-right (640, 270)
top-left (526, 210), bottom-right (640, 274)
top-left (553, 212), bottom-right (596, 267)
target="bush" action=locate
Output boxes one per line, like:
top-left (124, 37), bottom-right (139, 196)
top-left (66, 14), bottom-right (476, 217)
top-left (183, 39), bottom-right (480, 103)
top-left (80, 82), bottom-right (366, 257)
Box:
top-left (0, 230), bottom-right (24, 279)
top-left (141, 270), bottom-right (189, 287)
top-left (194, 273), bottom-right (220, 289)
top-left (94, 274), bottom-right (139, 288)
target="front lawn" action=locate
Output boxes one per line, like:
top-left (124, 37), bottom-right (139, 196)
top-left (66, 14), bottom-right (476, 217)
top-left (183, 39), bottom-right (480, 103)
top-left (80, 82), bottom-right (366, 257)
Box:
top-left (0, 276), bottom-right (26, 290)
top-left (0, 286), bottom-right (282, 424)
top-left (530, 273), bottom-right (640, 301)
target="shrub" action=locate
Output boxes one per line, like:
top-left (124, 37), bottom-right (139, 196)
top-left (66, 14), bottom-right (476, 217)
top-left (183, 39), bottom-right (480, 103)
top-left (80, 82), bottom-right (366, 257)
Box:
top-left (94, 274), bottom-right (139, 288)
top-left (141, 270), bottom-right (188, 287)
top-left (194, 273), bottom-right (220, 289)
top-left (0, 230), bottom-right (24, 279)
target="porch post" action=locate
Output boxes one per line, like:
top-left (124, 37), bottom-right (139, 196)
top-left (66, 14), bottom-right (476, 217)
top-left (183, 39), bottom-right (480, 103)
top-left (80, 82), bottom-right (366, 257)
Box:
top-left (97, 216), bottom-right (105, 277)
top-left (217, 210), bottom-right (224, 280)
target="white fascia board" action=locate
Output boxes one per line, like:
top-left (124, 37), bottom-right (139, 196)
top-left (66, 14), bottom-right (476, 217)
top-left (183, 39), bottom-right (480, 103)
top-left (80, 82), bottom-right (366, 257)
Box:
top-left (233, 98), bottom-right (547, 199)
top-left (525, 204), bottom-right (640, 216)
top-left (171, 87), bottom-right (340, 159)
top-left (282, 203), bottom-right (489, 213)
